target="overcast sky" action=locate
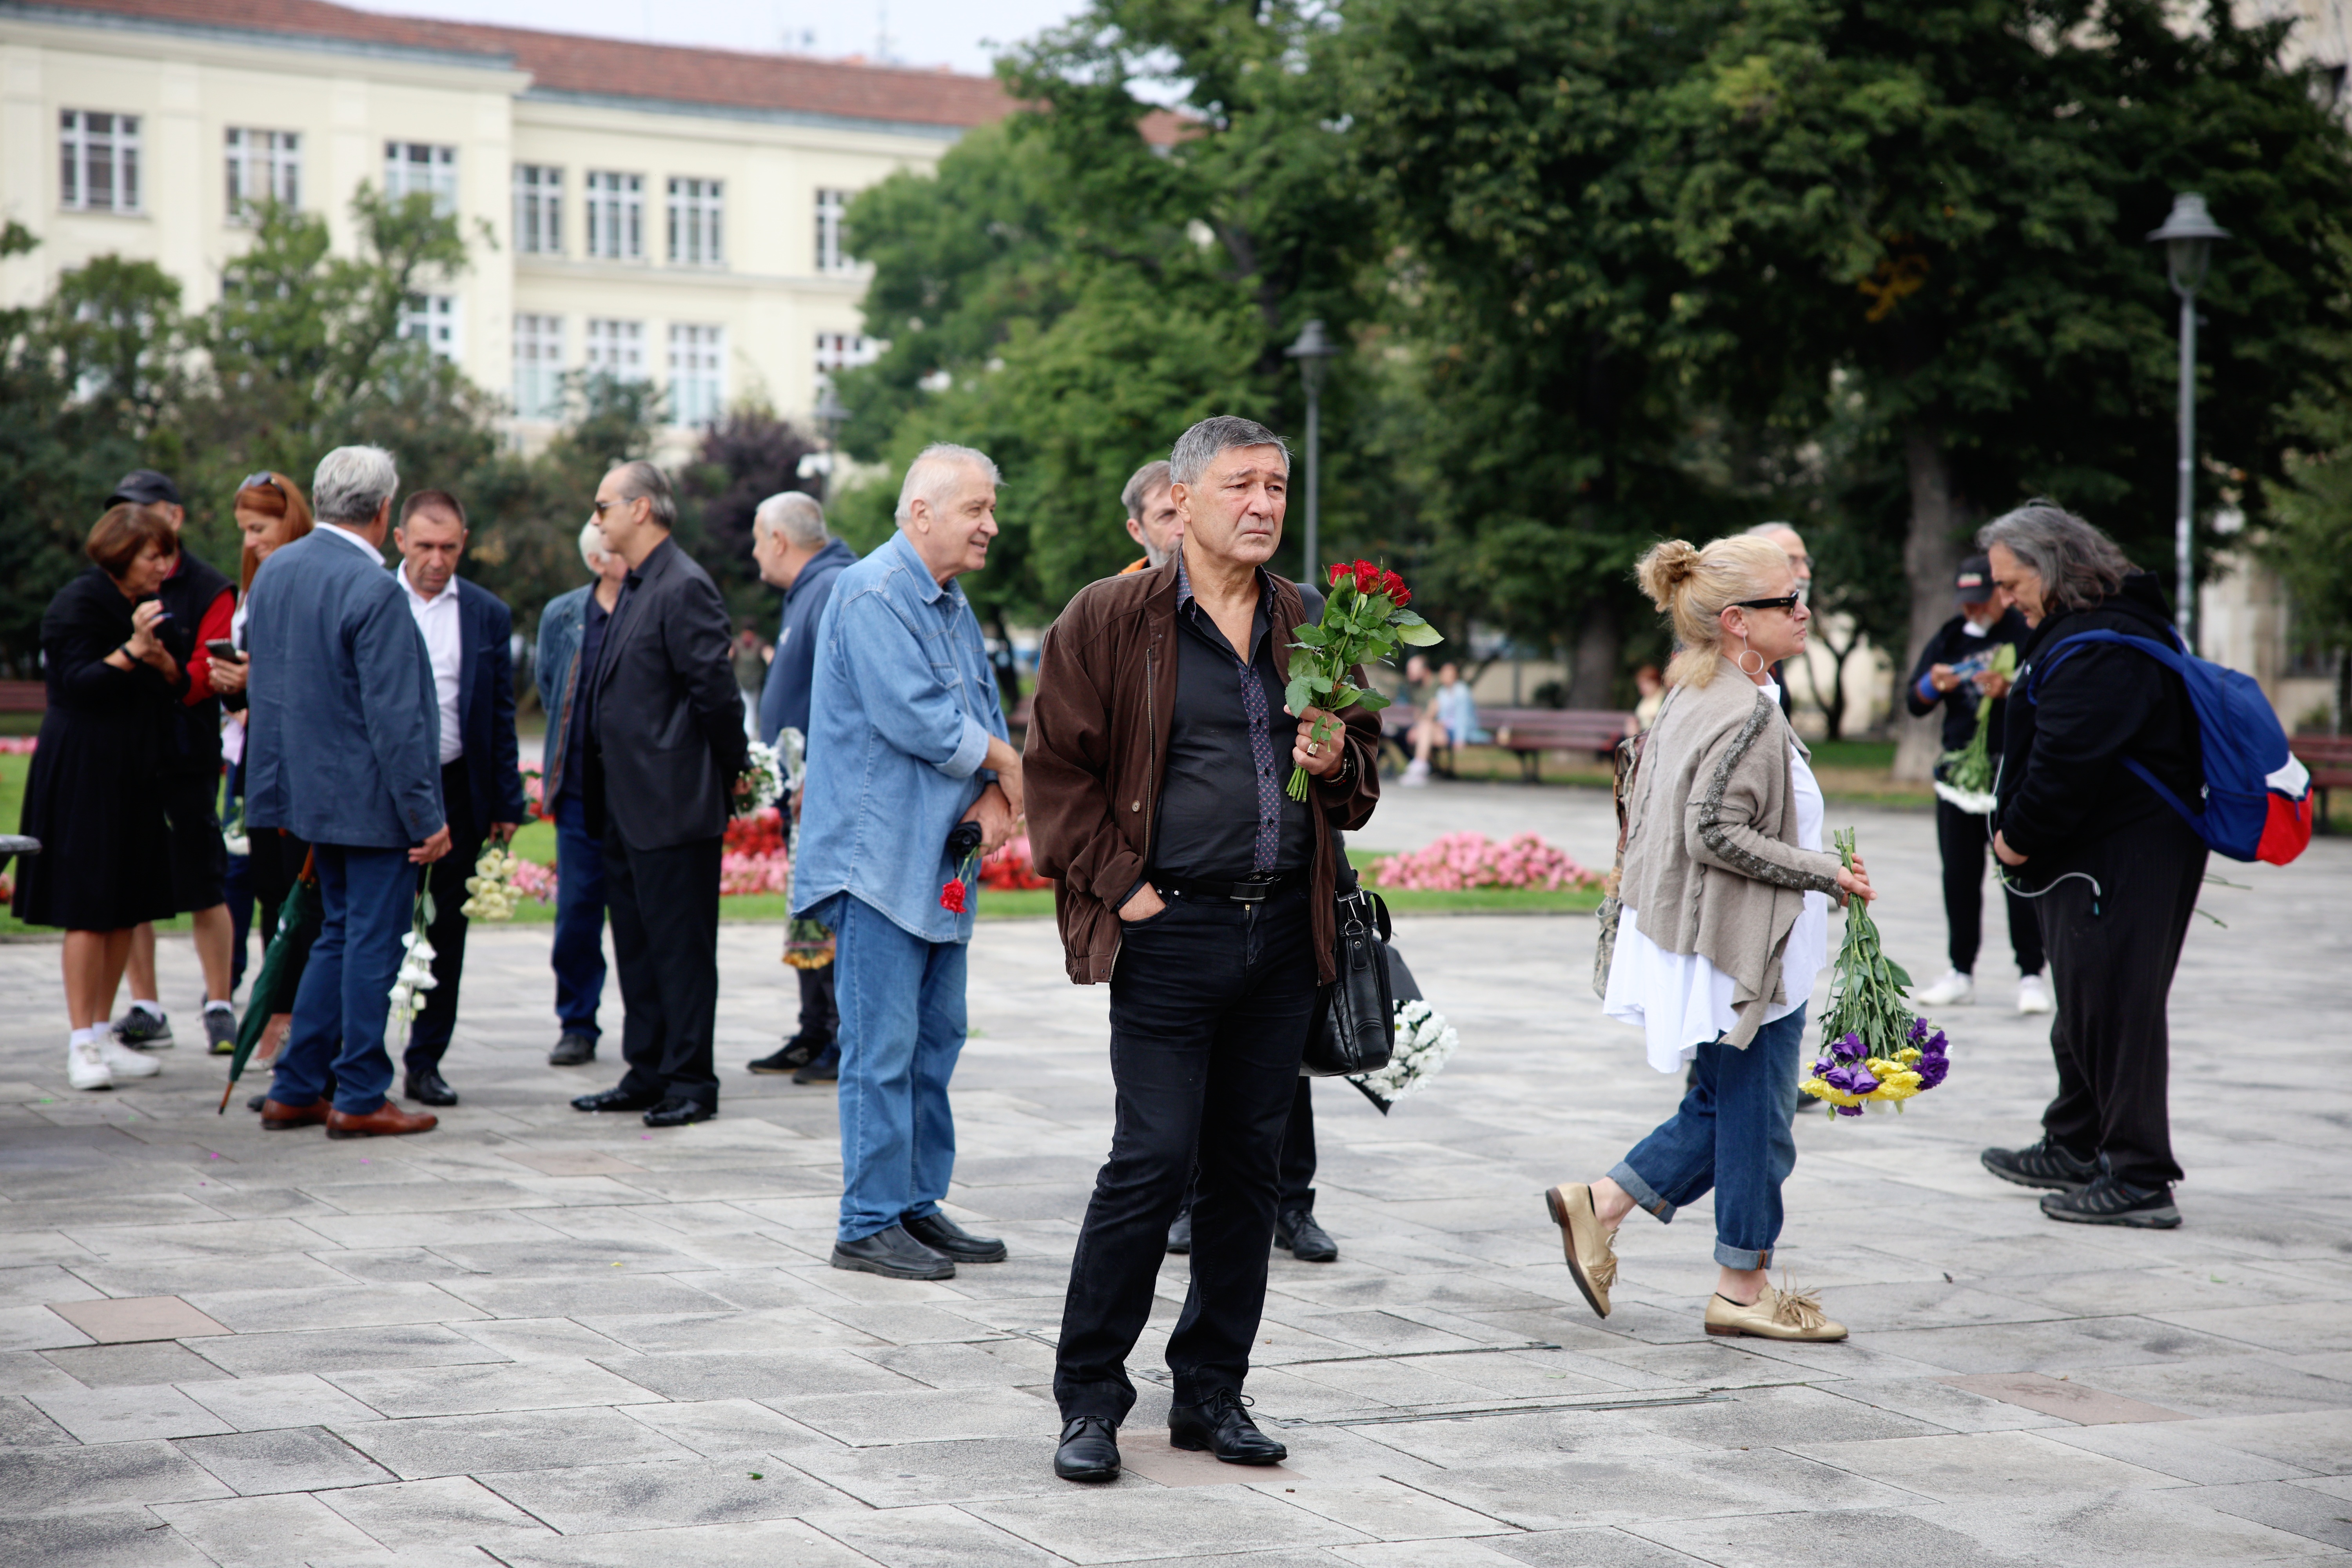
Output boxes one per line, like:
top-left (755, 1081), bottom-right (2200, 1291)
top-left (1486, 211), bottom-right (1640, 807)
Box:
top-left (345, 0), bottom-right (1091, 76)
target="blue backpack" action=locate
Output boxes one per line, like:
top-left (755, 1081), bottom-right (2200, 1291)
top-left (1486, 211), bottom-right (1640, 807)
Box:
top-left (2022, 628), bottom-right (2312, 866)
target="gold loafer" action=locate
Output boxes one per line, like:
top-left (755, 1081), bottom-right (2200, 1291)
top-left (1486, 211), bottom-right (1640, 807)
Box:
top-left (1544, 1183), bottom-right (1616, 1318)
top-left (1704, 1280), bottom-right (1846, 1341)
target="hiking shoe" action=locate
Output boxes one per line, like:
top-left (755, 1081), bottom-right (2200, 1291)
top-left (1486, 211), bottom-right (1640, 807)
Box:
top-left (113, 1006), bottom-right (173, 1049)
top-left (1981, 1139), bottom-right (2098, 1192)
top-left (1916, 970), bottom-right (1974, 1007)
top-left (749, 1034), bottom-right (824, 1074)
top-left (203, 1005), bottom-right (238, 1055)
top-left (2041, 1172), bottom-right (2181, 1229)
top-left (793, 1045), bottom-right (840, 1084)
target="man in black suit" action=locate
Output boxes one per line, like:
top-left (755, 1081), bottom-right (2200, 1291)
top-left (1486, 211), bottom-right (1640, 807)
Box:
top-left (394, 490), bottom-right (528, 1107)
top-left (570, 461), bottom-right (748, 1129)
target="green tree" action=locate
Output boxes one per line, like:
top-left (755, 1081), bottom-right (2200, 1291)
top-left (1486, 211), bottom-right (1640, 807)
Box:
top-left (2265, 374), bottom-right (2352, 731)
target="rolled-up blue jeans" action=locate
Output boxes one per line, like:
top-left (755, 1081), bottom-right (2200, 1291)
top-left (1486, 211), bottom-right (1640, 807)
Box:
top-left (825, 892), bottom-right (969, 1243)
top-left (1610, 1004), bottom-right (1805, 1270)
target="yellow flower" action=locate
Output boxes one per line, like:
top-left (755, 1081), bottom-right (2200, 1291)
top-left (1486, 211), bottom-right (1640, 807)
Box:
top-left (1800, 1076), bottom-right (1869, 1108)
top-left (1896, 1047), bottom-right (1922, 1064)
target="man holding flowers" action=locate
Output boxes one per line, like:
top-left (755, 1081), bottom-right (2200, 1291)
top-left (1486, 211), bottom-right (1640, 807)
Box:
top-left (1026, 415), bottom-right (1381, 1484)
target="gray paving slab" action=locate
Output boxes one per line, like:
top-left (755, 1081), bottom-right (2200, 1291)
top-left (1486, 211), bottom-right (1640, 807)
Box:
top-left (799, 1503), bottom-right (1069, 1566)
top-left (0, 1439), bottom-right (234, 1514)
top-left (1482, 1530), bottom-right (1718, 1568)
top-left (617, 1397), bottom-right (838, 1456)
top-left (324, 1357), bottom-right (662, 1418)
top-left (150, 1490), bottom-right (397, 1567)
top-left (478, 1456), bottom-right (848, 1532)
top-left (0, 1508), bottom-right (216, 1568)
top-left (968, 1488), bottom-right (1375, 1564)
top-left (186, 1325), bottom-right (514, 1378)
top-left (40, 1341), bottom-right (236, 1388)
top-left (313, 1475), bottom-right (556, 1552)
top-left (174, 1425), bottom-right (399, 1494)
top-left (331, 1407), bottom-right (699, 1479)
top-left (482, 1517), bottom-right (889, 1568)
top-left (25, 1381), bottom-right (238, 1443)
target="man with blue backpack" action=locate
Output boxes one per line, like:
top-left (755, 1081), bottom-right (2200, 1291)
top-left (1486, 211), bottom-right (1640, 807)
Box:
top-left (1975, 503), bottom-right (2310, 1230)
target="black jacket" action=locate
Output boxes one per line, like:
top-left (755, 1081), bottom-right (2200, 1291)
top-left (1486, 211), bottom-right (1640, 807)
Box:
top-left (1993, 572), bottom-right (2201, 864)
top-left (585, 536), bottom-right (748, 853)
top-left (1906, 606), bottom-right (2030, 752)
top-left (447, 576), bottom-right (531, 828)
top-left (154, 547), bottom-right (236, 775)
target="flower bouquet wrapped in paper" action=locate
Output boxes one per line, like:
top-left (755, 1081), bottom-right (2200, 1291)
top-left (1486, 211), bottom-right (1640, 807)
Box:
top-left (1800, 828), bottom-right (1951, 1118)
top-left (1348, 999), bottom-right (1459, 1113)
top-left (1931, 643), bottom-right (2016, 815)
top-left (1284, 560), bottom-right (1443, 801)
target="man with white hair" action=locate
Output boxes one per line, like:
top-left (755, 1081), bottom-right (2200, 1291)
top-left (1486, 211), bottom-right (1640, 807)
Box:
top-left (1744, 521), bottom-right (1813, 718)
top-left (749, 490), bottom-right (858, 1082)
top-left (793, 443), bottom-right (1020, 1281)
top-left (1116, 459), bottom-right (1181, 574)
top-left (243, 445), bottom-right (450, 1140)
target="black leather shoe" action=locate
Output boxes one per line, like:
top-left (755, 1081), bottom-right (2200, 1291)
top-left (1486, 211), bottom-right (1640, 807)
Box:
top-left (643, 1098), bottom-right (716, 1128)
top-left (1168, 1388), bottom-right (1285, 1465)
top-left (404, 1070), bottom-right (458, 1107)
top-left (793, 1047), bottom-right (840, 1085)
top-left (1054, 1415), bottom-right (1121, 1483)
top-left (903, 1210), bottom-right (1007, 1263)
top-left (1982, 1138), bottom-right (2098, 1191)
top-left (831, 1223), bottom-right (955, 1281)
top-left (1166, 1208), bottom-right (1192, 1254)
top-left (749, 1035), bottom-right (824, 1074)
top-left (549, 1031), bottom-right (597, 1067)
top-left (572, 1085), bottom-right (661, 1113)
top-left (1276, 1208), bottom-right (1337, 1263)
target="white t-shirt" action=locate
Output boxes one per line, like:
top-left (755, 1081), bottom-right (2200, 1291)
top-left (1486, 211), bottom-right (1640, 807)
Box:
top-left (1603, 680), bottom-right (1829, 1072)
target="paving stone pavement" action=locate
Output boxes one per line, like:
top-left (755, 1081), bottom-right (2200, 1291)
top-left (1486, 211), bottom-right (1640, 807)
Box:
top-left (2, 780), bottom-right (2347, 1567)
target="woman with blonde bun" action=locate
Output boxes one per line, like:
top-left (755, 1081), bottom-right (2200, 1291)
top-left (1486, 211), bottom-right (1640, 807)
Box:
top-left (1545, 534), bottom-right (1876, 1341)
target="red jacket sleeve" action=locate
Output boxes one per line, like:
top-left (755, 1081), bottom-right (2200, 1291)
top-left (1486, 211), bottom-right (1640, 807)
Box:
top-left (184, 587), bottom-right (235, 707)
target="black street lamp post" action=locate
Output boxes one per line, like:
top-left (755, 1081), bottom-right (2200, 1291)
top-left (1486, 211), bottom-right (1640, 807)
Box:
top-left (1285, 319), bottom-right (1339, 582)
top-left (2147, 192), bottom-right (2230, 643)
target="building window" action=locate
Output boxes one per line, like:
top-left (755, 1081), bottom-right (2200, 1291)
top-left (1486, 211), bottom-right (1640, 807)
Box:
top-left (399, 294), bottom-right (459, 359)
top-left (815, 330), bottom-right (877, 401)
top-left (60, 110), bottom-right (140, 214)
top-left (669, 324), bottom-right (724, 426)
top-left (667, 178), bottom-right (723, 267)
top-left (384, 142), bottom-right (457, 215)
top-left (514, 165), bottom-right (562, 256)
top-left (585, 171), bottom-right (643, 261)
top-left (225, 128), bottom-right (299, 219)
top-left (514, 313), bottom-right (565, 420)
top-left (815, 188), bottom-right (851, 273)
top-left (585, 318), bottom-right (644, 382)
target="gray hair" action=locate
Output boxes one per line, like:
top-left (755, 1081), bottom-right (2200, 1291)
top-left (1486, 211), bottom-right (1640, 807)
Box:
top-left (1121, 459), bottom-right (1171, 519)
top-left (754, 490), bottom-right (828, 548)
top-left (895, 443), bottom-right (1000, 524)
top-left (577, 521), bottom-right (611, 572)
top-left (1977, 501), bottom-right (2133, 615)
top-left (1169, 416), bottom-right (1289, 488)
top-left (312, 445), bottom-right (398, 526)
top-left (1744, 521), bottom-right (1802, 543)
top-left (610, 460), bottom-right (676, 529)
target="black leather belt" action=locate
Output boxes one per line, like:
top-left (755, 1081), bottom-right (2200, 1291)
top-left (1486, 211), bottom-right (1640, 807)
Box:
top-left (1151, 869), bottom-right (1304, 903)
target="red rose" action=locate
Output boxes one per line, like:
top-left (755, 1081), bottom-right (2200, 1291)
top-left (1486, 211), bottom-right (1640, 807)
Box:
top-left (1383, 571), bottom-right (1411, 606)
top-left (1328, 561), bottom-right (1348, 586)
top-left (1353, 560), bottom-right (1380, 594)
top-left (940, 878), bottom-right (967, 913)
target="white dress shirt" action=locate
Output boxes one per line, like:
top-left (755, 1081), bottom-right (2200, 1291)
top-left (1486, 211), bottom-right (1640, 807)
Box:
top-left (399, 561), bottom-right (465, 765)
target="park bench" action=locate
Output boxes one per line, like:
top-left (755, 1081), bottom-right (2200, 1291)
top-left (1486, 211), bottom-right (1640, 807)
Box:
top-left (2290, 732), bottom-right (2352, 831)
top-left (1484, 707), bottom-right (1639, 781)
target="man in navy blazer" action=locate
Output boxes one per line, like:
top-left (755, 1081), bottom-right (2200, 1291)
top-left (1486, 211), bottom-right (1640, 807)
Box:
top-left (392, 490), bottom-right (528, 1107)
top-left (244, 446), bottom-right (450, 1140)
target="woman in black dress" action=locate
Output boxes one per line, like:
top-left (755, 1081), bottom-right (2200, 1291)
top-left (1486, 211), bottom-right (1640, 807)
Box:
top-left (15, 504), bottom-right (184, 1091)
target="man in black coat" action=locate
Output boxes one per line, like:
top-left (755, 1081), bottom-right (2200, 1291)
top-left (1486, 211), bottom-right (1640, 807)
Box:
top-left (1905, 555), bottom-right (2045, 1015)
top-left (569, 461), bottom-right (748, 1128)
top-left (391, 491), bottom-right (528, 1107)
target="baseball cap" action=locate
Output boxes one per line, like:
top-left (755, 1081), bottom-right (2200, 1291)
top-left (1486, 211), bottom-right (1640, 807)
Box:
top-left (1953, 555), bottom-right (1994, 604)
top-left (107, 469), bottom-right (183, 508)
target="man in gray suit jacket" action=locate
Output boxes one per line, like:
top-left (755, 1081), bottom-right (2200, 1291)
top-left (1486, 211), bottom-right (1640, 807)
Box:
top-left (568, 461), bottom-right (748, 1128)
top-left (244, 446), bottom-right (451, 1140)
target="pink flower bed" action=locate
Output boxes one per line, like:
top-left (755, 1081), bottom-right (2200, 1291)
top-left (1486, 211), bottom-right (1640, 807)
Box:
top-left (509, 858), bottom-right (559, 904)
top-left (0, 737), bottom-right (36, 755)
top-left (1370, 831), bottom-right (1598, 892)
top-left (720, 851), bottom-right (791, 897)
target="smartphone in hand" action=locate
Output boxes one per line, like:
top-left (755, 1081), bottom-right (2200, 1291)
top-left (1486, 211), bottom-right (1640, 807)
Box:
top-left (205, 639), bottom-right (245, 663)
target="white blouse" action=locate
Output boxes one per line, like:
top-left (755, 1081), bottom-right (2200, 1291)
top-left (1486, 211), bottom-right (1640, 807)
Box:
top-left (1603, 681), bottom-right (1829, 1073)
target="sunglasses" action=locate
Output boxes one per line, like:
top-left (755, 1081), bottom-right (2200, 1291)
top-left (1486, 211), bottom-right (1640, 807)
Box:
top-left (1731, 593), bottom-right (1804, 612)
top-left (240, 471), bottom-right (283, 495)
top-left (590, 496), bottom-right (639, 519)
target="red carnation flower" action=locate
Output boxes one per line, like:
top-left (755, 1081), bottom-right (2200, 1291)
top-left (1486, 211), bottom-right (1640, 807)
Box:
top-left (939, 878), bottom-right (967, 913)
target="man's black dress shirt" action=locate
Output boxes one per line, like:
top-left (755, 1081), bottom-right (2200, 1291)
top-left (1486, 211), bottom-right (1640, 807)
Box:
top-left (1151, 559), bottom-right (1312, 881)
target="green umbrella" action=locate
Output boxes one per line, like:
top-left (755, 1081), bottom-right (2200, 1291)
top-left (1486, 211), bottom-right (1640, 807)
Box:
top-left (216, 850), bottom-right (320, 1114)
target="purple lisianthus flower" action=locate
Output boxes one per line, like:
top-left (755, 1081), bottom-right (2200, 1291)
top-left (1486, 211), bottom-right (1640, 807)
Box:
top-left (1811, 1057), bottom-right (1836, 1077)
top-left (1823, 1063), bottom-right (1879, 1097)
top-left (1835, 1103), bottom-right (1865, 1116)
top-left (1924, 1029), bottom-right (1949, 1055)
top-left (1839, 1031), bottom-right (1865, 1054)
top-left (1907, 1017), bottom-right (1930, 1043)
top-left (1916, 1053), bottom-right (1951, 1089)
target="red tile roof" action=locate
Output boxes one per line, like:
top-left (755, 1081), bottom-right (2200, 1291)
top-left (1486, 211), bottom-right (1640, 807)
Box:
top-left (36, 0), bottom-right (1015, 130)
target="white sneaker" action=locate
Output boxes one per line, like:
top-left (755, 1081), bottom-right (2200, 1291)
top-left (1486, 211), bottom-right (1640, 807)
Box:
top-left (98, 1038), bottom-right (161, 1079)
top-left (1401, 759), bottom-right (1431, 787)
top-left (67, 1038), bottom-right (113, 1091)
top-left (1916, 969), bottom-right (1975, 1007)
top-left (2016, 975), bottom-right (2053, 1015)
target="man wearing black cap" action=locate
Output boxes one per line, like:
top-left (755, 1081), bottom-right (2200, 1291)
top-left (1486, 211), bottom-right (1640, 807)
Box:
top-left (1906, 555), bottom-right (2046, 1015)
top-left (107, 470), bottom-right (242, 1054)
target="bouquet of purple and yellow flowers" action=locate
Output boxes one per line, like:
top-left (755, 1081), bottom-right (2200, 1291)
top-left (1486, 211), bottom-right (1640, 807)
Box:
top-left (1799, 828), bottom-right (1951, 1118)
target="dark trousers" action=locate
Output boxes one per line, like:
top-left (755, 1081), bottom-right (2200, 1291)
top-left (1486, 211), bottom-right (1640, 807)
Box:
top-left (270, 844), bottom-right (412, 1116)
top-left (797, 963), bottom-right (839, 1046)
top-left (1937, 800), bottom-right (2045, 976)
top-left (1055, 887), bottom-right (1318, 1422)
top-left (605, 822), bottom-right (724, 1110)
top-left (1178, 1080), bottom-right (1317, 1219)
top-left (406, 760), bottom-right (486, 1078)
top-left (551, 791), bottom-right (608, 1037)
top-left (2034, 811), bottom-right (2206, 1189)
top-left (249, 827), bottom-right (316, 998)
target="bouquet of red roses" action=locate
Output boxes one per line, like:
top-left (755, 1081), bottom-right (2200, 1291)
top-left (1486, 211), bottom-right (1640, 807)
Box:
top-left (1283, 559), bottom-right (1442, 800)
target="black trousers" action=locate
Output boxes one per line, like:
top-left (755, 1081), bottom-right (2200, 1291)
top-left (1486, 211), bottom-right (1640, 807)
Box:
top-left (797, 963), bottom-right (839, 1046)
top-left (2034, 810), bottom-right (2207, 1189)
top-left (1055, 886), bottom-right (1319, 1422)
top-left (604, 822), bottom-right (724, 1110)
top-left (405, 760), bottom-right (486, 1078)
top-left (1178, 1080), bottom-right (1317, 1217)
top-left (1937, 800), bottom-right (2044, 977)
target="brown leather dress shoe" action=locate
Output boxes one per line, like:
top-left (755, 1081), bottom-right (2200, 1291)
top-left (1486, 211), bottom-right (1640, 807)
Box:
top-left (325, 1101), bottom-right (439, 1140)
top-left (258, 1098), bottom-right (330, 1132)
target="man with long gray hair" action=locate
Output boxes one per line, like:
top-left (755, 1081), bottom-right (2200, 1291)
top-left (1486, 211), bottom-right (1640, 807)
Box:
top-left (244, 445), bottom-right (449, 1140)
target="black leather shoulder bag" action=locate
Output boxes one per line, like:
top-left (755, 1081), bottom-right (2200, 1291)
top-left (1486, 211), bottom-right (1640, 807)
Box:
top-left (1303, 842), bottom-right (1396, 1078)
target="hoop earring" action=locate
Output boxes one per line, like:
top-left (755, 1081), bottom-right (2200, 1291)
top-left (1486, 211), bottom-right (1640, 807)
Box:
top-left (1736, 647), bottom-right (1766, 676)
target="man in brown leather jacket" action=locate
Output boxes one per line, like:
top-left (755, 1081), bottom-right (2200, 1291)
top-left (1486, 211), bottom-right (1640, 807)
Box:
top-left (1025, 415), bottom-right (1381, 1483)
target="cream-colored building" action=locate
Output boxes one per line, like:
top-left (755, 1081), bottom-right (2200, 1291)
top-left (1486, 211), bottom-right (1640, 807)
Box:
top-left (0, 0), bottom-right (1008, 438)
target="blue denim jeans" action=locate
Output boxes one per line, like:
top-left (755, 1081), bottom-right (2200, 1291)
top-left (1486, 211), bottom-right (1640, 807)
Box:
top-left (827, 892), bottom-right (969, 1243)
top-left (551, 791), bottom-right (608, 1036)
top-left (270, 844), bottom-right (414, 1117)
top-left (1610, 1004), bottom-right (1806, 1270)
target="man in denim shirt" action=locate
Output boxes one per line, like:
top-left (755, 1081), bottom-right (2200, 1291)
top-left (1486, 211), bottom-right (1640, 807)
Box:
top-left (793, 443), bottom-right (1023, 1281)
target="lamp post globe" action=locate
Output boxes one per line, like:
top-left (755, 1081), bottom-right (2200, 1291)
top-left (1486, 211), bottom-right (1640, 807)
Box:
top-left (2145, 192), bottom-right (2230, 642)
top-left (1285, 318), bottom-right (1340, 583)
